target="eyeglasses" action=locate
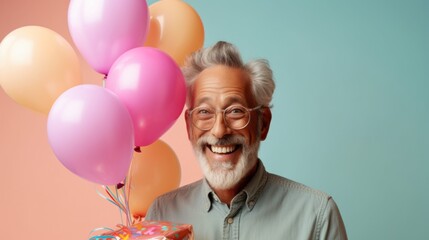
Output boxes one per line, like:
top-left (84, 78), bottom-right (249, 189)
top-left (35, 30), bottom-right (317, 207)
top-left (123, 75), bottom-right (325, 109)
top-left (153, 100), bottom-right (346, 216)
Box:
top-left (187, 105), bottom-right (263, 131)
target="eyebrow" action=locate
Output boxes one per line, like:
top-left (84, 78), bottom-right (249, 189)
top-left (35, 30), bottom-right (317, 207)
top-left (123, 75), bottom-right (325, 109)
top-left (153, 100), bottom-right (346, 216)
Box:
top-left (224, 96), bottom-right (246, 106)
top-left (195, 97), bottom-right (211, 106)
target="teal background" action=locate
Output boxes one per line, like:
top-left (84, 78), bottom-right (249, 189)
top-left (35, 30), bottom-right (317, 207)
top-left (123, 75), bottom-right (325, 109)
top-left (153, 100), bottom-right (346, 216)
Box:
top-left (150, 0), bottom-right (429, 239)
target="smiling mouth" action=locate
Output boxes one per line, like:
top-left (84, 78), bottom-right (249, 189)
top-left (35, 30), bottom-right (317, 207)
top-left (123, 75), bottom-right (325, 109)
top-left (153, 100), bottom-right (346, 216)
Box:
top-left (208, 144), bottom-right (241, 154)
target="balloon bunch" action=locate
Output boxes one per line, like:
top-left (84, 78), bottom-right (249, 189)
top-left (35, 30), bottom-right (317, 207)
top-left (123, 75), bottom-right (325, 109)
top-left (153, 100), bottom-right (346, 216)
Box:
top-left (0, 0), bottom-right (204, 219)
top-left (65, 0), bottom-right (204, 150)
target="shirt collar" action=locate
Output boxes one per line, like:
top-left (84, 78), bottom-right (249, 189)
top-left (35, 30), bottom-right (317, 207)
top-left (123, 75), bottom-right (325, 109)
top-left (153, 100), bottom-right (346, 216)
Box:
top-left (202, 178), bottom-right (214, 212)
top-left (202, 159), bottom-right (268, 212)
top-left (242, 159), bottom-right (268, 210)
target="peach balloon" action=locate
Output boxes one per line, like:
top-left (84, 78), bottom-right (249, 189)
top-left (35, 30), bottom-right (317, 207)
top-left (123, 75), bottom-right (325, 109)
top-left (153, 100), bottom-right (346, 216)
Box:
top-left (0, 26), bottom-right (82, 114)
top-left (144, 0), bottom-right (204, 66)
top-left (127, 140), bottom-right (181, 219)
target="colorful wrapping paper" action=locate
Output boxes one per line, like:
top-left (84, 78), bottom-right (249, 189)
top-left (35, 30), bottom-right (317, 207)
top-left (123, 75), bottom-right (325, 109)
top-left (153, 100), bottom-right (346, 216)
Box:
top-left (99, 221), bottom-right (193, 240)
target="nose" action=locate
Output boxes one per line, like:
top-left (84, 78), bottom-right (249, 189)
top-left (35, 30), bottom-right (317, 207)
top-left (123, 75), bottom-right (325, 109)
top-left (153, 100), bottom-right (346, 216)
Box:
top-left (210, 112), bottom-right (231, 138)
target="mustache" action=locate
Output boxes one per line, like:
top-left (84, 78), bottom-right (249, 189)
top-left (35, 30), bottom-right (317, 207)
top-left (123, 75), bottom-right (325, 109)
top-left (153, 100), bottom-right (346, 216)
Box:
top-left (196, 135), bottom-right (246, 146)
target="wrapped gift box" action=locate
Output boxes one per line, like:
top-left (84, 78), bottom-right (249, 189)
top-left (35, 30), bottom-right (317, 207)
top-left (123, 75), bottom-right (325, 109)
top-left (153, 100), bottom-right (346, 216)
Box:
top-left (98, 221), bottom-right (193, 240)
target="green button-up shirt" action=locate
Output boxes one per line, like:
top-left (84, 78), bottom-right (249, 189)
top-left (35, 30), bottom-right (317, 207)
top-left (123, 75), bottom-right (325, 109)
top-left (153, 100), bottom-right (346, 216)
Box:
top-left (146, 160), bottom-right (348, 240)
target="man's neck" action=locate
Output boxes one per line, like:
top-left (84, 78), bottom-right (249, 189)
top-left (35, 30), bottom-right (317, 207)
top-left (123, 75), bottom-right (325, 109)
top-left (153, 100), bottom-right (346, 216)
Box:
top-left (212, 162), bottom-right (259, 207)
top-left (214, 189), bottom-right (238, 207)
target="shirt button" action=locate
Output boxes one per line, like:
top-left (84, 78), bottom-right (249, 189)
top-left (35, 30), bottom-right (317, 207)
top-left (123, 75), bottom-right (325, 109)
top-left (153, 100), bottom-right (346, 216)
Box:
top-left (227, 218), bottom-right (234, 224)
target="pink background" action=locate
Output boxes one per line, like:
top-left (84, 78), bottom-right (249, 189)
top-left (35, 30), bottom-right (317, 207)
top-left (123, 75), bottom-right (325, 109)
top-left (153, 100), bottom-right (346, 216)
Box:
top-left (0, 0), bottom-right (201, 239)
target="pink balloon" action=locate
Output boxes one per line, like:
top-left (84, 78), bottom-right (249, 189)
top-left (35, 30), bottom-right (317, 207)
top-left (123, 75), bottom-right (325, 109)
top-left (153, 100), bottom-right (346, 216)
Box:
top-left (106, 47), bottom-right (186, 147)
top-left (47, 85), bottom-right (134, 185)
top-left (68, 0), bottom-right (149, 74)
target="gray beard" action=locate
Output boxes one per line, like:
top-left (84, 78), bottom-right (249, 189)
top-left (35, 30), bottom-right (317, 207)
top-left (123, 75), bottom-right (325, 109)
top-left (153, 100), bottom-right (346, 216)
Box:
top-left (193, 135), bottom-right (260, 190)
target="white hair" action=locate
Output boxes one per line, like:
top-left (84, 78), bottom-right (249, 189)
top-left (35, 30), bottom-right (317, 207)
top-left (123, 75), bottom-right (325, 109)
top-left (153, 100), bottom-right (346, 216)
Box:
top-left (182, 41), bottom-right (275, 107)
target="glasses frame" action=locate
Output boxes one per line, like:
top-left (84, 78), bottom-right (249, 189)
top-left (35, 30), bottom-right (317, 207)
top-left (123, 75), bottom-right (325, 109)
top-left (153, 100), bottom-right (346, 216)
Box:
top-left (187, 105), bottom-right (264, 131)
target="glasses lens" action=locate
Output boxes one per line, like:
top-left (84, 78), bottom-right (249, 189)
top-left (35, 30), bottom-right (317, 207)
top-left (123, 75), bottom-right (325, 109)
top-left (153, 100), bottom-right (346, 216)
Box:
top-left (190, 105), bottom-right (253, 130)
top-left (225, 106), bottom-right (250, 129)
top-left (191, 107), bottom-right (215, 130)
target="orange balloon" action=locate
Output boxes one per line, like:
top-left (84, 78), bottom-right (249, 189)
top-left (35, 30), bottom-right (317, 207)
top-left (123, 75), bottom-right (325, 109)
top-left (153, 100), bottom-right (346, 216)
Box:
top-left (0, 26), bottom-right (82, 114)
top-left (127, 140), bottom-right (181, 219)
top-left (144, 0), bottom-right (204, 66)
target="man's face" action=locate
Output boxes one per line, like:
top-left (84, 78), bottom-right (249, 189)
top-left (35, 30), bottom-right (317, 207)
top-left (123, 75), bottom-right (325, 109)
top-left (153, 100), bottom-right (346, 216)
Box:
top-left (185, 65), bottom-right (270, 190)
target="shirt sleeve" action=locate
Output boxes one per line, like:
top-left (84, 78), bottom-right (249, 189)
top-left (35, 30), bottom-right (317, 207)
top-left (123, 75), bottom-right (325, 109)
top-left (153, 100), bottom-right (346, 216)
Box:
top-left (145, 198), bottom-right (160, 221)
top-left (318, 197), bottom-right (348, 240)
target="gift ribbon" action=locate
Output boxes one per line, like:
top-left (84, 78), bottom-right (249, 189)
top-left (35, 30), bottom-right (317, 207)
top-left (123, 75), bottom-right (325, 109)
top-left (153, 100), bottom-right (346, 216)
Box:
top-left (88, 227), bottom-right (116, 240)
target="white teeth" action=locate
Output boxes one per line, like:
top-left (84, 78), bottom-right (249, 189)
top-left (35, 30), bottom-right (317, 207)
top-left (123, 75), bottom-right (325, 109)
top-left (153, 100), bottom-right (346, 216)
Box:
top-left (210, 145), bottom-right (236, 154)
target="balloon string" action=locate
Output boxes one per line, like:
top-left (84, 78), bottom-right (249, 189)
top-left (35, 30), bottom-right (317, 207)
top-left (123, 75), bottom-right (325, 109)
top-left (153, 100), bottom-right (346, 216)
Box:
top-left (116, 178), bottom-right (132, 226)
top-left (93, 153), bottom-right (135, 236)
top-left (96, 182), bottom-right (133, 226)
top-left (124, 185), bottom-right (132, 225)
top-left (108, 185), bottom-right (131, 226)
top-left (96, 187), bottom-right (125, 212)
top-left (112, 186), bottom-right (126, 227)
top-left (102, 74), bottom-right (107, 88)
top-left (125, 158), bottom-right (136, 225)
top-left (104, 186), bottom-right (127, 211)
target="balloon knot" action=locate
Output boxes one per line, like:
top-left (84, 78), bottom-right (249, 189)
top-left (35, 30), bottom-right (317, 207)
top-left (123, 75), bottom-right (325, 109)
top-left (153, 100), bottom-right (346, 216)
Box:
top-left (116, 182), bottom-right (125, 189)
top-left (133, 215), bottom-right (144, 223)
top-left (134, 146), bottom-right (141, 152)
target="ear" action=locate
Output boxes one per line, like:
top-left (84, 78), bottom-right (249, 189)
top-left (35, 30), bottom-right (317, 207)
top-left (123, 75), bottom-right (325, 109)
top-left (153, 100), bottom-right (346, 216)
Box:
top-left (184, 110), bottom-right (192, 140)
top-left (260, 107), bottom-right (272, 141)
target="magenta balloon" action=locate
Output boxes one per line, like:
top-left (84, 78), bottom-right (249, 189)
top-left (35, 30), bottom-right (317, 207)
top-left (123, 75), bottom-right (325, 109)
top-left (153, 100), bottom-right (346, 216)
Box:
top-left (47, 85), bottom-right (134, 185)
top-left (106, 47), bottom-right (186, 147)
top-left (68, 0), bottom-right (149, 74)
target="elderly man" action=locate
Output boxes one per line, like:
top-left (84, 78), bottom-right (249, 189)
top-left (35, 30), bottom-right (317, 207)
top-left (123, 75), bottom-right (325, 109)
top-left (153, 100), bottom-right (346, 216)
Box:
top-left (146, 41), bottom-right (348, 240)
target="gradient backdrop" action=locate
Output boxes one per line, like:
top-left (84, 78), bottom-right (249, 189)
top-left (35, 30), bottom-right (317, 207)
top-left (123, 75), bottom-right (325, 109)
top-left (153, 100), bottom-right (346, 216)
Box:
top-left (1, 0), bottom-right (428, 239)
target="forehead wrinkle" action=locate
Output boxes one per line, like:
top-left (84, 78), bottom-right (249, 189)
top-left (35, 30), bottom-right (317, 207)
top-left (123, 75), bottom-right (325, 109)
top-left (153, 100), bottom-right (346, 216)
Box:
top-left (191, 65), bottom-right (254, 108)
top-left (194, 95), bottom-right (248, 108)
